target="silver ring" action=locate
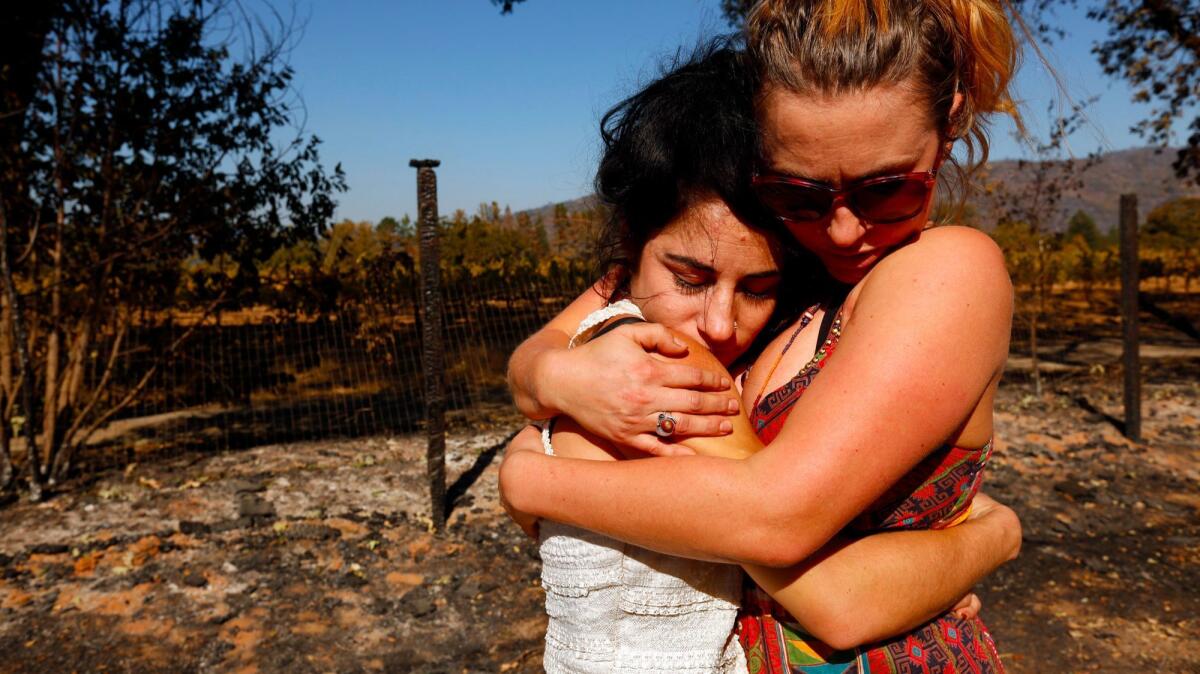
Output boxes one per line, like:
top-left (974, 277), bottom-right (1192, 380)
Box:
top-left (655, 412), bottom-right (677, 438)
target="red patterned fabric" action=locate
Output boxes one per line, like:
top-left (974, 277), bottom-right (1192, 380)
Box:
top-left (738, 307), bottom-right (1006, 674)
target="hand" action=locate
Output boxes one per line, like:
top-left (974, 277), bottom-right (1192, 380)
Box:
top-left (543, 322), bottom-right (739, 455)
top-left (968, 491), bottom-right (1022, 562)
top-left (950, 592), bottom-right (982, 620)
top-left (968, 491), bottom-right (1004, 519)
top-left (498, 427), bottom-right (543, 539)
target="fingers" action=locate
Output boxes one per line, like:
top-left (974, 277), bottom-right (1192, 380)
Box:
top-left (662, 412), bottom-right (733, 437)
top-left (952, 593), bottom-right (982, 620)
top-left (508, 425), bottom-right (544, 454)
top-left (620, 322), bottom-right (690, 357)
top-left (656, 387), bottom-right (740, 416)
top-left (972, 491), bottom-right (1000, 511)
top-left (657, 361), bottom-right (732, 393)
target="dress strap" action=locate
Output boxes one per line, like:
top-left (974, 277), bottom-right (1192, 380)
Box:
top-left (589, 315), bottom-right (645, 342)
top-left (749, 304), bottom-right (821, 415)
top-left (814, 303), bottom-right (842, 358)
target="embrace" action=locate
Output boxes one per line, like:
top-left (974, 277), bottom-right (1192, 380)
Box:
top-left (500, 0), bottom-right (1025, 671)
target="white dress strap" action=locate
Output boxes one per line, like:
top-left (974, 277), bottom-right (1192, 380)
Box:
top-left (568, 299), bottom-right (644, 349)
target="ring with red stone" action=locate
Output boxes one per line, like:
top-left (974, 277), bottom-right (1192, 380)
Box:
top-left (655, 412), bottom-right (677, 438)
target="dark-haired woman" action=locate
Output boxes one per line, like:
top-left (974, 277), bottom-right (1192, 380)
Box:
top-left (522, 41), bottom-right (1020, 672)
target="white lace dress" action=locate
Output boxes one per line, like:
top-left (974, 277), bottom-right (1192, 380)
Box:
top-left (538, 300), bottom-right (747, 673)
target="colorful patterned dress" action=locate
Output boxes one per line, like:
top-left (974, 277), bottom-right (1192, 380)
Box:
top-left (738, 308), bottom-right (1006, 674)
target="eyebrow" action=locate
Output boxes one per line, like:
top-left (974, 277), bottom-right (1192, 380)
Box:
top-left (664, 253), bottom-right (781, 279)
top-left (769, 157), bottom-right (925, 185)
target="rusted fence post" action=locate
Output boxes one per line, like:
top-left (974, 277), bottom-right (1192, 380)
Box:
top-left (1119, 194), bottom-right (1141, 442)
top-left (410, 159), bottom-right (446, 530)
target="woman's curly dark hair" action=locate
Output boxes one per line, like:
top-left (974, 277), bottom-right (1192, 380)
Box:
top-left (593, 37), bottom-right (769, 292)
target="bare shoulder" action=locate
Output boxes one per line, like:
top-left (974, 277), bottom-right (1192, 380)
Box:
top-left (894, 226), bottom-right (1005, 270)
top-left (850, 226), bottom-right (1013, 366)
top-left (864, 226), bottom-right (1012, 302)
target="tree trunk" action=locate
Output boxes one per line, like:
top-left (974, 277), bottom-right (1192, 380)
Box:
top-left (1029, 308), bottom-right (1041, 398)
top-left (1030, 245), bottom-right (1045, 398)
top-left (0, 394), bottom-right (10, 492)
top-left (0, 412), bottom-right (10, 492)
top-left (1082, 252), bottom-right (1094, 306)
top-left (0, 293), bottom-right (11, 491)
top-left (0, 205), bottom-right (44, 500)
top-left (59, 325), bottom-right (85, 412)
top-left (49, 322), bottom-right (88, 482)
top-left (41, 221), bottom-right (63, 479)
top-left (41, 38), bottom-right (69, 481)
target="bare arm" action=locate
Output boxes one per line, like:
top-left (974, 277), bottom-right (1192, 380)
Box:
top-left (500, 227), bottom-right (1014, 567)
top-left (750, 497), bottom-right (1019, 650)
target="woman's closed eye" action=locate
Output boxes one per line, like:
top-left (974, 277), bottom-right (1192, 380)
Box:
top-left (672, 272), bottom-right (779, 304)
top-left (739, 270), bottom-right (782, 302)
top-left (672, 272), bottom-right (710, 295)
top-left (740, 281), bottom-right (779, 302)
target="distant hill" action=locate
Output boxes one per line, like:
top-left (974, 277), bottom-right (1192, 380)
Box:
top-left (519, 147), bottom-right (1197, 237)
top-left (515, 195), bottom-right (601, 242)
top-left (971, 147), bottom-right (1199, 233)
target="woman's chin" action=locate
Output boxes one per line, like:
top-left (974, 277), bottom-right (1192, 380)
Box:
top-left (822, 254), bottom-right (874, 284)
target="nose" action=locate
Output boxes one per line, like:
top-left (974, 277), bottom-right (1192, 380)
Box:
top-left (827, 199), bottom-right (866, 248)
top-left (699, 287), bottom-right (737, 346)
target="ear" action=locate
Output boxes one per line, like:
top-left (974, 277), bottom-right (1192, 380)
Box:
top-left (949, 90), bottom-right (965, 119)
top-left (940, 91), bottom-right (966, 161)
top-left (945, 90), bottom-right (966, 140)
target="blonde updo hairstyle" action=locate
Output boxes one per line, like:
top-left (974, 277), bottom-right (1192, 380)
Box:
top-left (746, 0), bottom-right (1023, 205)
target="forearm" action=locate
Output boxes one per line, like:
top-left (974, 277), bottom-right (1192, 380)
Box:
top-left (744, 505), bottom-right (1021, 650)
top-left (499, 449), bottom-right (831, 567)
top-left (506, 330), bottom-right (570, 419)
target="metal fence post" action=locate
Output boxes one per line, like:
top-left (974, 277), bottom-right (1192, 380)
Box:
top-left (1119, 194), bottom-right (1141, 442)
top-left (410, 159), bottom-right (446, 530)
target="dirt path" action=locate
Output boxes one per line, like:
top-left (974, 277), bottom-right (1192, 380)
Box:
top-left (0, 363), bottom-right (1196, 672)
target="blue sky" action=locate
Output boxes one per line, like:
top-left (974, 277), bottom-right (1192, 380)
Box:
top-left (282, 1), bottom-right (1161, 224)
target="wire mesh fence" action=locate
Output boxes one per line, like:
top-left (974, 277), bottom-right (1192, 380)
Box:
top-left (72, 265), bottom-right (593, 473)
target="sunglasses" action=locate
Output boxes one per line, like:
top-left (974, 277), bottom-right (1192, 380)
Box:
top-left (752, 169), bottom-right (938, 225)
